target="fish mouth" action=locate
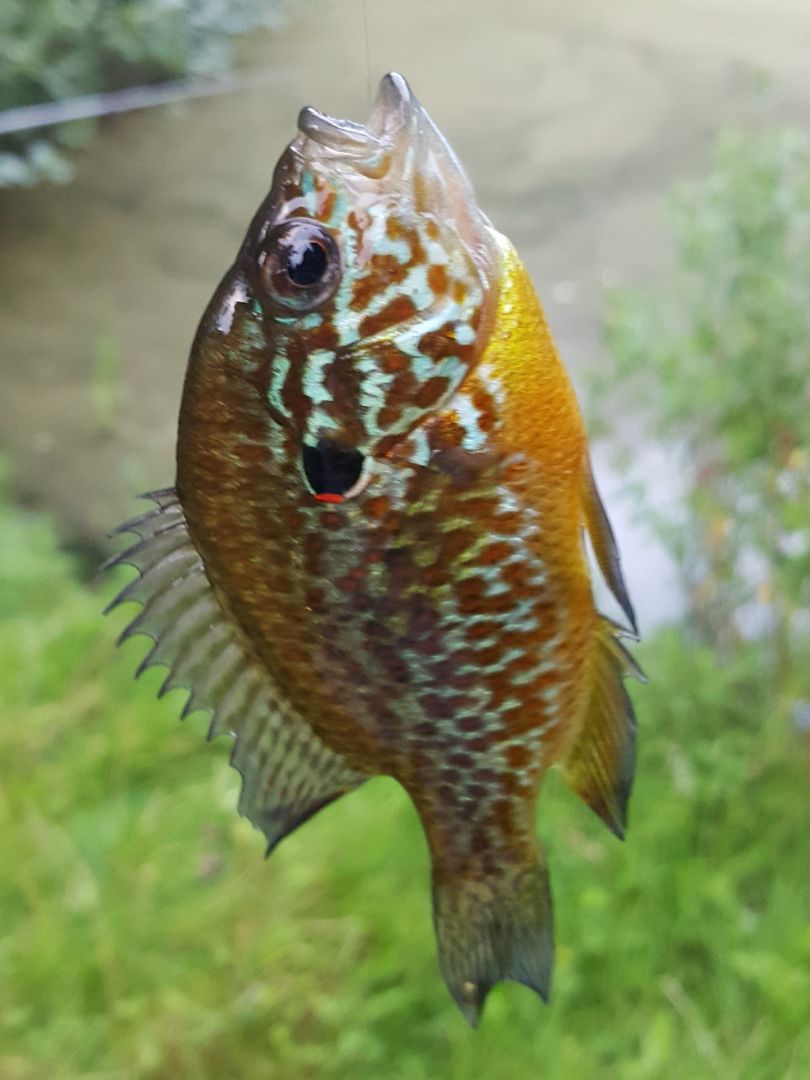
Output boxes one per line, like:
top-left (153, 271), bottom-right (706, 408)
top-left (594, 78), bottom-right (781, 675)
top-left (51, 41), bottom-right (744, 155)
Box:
top-left (302, 439), bottom-right (369, 503)
top-left (296, 74), bottom-right (482, 241)
top-left (297, 72), bottom-right (415, 172)
top-left (292, 72), bottom-right (498, 302)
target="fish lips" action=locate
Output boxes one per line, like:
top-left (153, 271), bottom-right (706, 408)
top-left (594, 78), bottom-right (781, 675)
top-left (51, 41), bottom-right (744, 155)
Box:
top-left (301, 439), bottom-right (370, 503)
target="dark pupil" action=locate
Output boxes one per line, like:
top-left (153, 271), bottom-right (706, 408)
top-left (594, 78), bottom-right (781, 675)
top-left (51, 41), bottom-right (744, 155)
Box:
top-left (286, 240), bottom-right (327, 287)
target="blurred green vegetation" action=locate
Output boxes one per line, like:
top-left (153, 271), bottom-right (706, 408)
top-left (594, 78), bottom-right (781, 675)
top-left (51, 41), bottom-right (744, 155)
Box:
top-left (0, 0), bottom-right (287, 187)
top-left (2, 127), bottom-right (810, 1077)
top-left (596, 129), bottom-right (810, 688)
top-left (1, 500), bottom-right (809, 1078)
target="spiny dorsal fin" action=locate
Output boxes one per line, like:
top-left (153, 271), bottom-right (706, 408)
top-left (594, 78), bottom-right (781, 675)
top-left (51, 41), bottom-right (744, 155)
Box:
top-left (562, 618), bottom-right (642, 839)
top-left (105, 489), bottom-right (367, 852)
top-left (581, 456), bottom-right (638, 636)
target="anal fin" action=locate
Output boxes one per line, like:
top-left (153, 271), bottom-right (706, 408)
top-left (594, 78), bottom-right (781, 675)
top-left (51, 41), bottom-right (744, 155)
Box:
top-left (562, 618), bottom-right (641, 839)
top-left (106, 489), bottom-right (367, 851)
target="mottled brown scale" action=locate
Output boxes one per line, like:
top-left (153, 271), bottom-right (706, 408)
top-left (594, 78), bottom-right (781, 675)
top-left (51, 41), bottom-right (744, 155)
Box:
top-left (350, 253), bottom-right (409, 311)
top-left (427, 263), bottom-right (449, 295)
top-left (300, 321), bottom-right (340, 354)
top-left (359, 294), bottom-right (418, 338)
top-left (414, 376), bottom-right (450, 408)
top-left (386, 215), bottom-right (407, 241)
top-left (418, 326), bottom-right (471, 362)
top-left (375, 405), bottom-right (400, 430)
top-left (279, 338), bottom-right (313, 426)
top-left (452, 280), bottom-right (468, 303)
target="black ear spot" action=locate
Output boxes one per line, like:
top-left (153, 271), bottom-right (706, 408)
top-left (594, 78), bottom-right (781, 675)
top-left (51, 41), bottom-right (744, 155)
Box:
top-left (302, 439), bottom-right (365, 501)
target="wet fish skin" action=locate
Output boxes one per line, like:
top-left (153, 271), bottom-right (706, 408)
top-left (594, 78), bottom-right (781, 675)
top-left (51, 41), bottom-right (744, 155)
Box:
top-left (108, 73), bottom-right (640, 1025)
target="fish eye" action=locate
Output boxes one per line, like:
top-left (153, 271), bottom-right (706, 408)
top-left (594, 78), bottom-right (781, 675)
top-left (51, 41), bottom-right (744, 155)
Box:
top-left (260, 219), bottom-right (340, 311)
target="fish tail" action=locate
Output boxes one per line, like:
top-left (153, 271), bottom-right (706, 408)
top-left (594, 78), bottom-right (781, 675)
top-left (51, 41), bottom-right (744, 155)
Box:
top-left (431, 855), bottom-right (553, 1026)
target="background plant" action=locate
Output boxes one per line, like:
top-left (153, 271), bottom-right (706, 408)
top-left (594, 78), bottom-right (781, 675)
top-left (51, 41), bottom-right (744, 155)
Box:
top-left (0, 0), bottom-right (288, 187)
top-left (1, 463), bottom-right (808, 1080)
top-left (595, 128), bottom-right (810, 705)
top-left (2, 125), bottom-right (810, 1077)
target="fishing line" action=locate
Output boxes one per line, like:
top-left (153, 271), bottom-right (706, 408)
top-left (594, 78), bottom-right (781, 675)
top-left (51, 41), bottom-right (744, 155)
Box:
top-left (361, 0), bottom-right (373, 106)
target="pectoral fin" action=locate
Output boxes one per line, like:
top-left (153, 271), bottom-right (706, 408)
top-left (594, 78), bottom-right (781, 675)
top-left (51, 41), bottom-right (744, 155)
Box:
top-left (581, 456), bottom-right (637, 636)
top-left (105, 489), bottom-right (367, 852)
top-left (562, 618), bottom-right (642, 839)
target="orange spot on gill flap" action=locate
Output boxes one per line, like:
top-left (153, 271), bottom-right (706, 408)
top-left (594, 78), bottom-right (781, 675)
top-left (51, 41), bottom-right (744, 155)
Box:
top-left (314, 493), bottom-right (345, 504)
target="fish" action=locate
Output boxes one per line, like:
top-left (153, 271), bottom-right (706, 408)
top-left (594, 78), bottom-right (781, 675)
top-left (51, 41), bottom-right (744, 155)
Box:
top-left (106, 72), bottom-right (642, 1026)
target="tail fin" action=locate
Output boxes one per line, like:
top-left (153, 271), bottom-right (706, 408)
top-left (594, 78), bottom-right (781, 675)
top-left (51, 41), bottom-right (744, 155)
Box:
top-left (432, 858), bottom-right (553, 1026)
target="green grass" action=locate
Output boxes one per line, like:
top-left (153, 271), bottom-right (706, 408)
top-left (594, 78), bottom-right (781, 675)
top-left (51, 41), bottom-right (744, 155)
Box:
top-left (1, 489), bottom-right (809, 1080)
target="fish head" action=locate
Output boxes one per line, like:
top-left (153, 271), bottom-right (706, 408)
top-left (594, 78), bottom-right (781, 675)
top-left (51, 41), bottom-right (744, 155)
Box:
top-left (195, 73), bottom-right (499, 502)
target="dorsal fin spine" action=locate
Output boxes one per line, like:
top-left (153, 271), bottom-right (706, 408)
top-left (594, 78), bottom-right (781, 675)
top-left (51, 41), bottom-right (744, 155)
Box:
top-left (105, 488), bottom-right (367, 850)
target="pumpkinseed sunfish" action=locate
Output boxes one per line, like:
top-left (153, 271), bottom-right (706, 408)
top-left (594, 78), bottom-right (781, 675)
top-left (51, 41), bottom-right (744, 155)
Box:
top-left (107, 72), bottom-right (642, 1025)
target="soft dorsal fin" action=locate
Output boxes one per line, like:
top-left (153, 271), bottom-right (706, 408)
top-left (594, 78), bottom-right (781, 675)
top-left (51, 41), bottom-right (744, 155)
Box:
top-left (562, 618), bottom-right (643, 839)
top-left (580, 456), bottom-right (637, 636)
top-left (105, 489), bottom-right (367, 853)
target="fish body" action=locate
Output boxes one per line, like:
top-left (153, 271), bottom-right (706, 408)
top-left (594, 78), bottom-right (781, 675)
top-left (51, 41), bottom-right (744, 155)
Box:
top-left (109, 74), bottom-right (640, 1024)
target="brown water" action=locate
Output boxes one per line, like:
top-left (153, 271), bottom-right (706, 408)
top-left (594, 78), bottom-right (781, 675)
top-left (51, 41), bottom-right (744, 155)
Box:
top-left (1, 0), bottom-right (809, 621)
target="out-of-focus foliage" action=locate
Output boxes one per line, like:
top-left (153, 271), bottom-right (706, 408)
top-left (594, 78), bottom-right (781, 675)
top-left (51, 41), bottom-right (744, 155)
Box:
top-left (2, 126), bottom-right (809, 1077)
top-left (0, 0), bottom-right (286, 187)
top-left (597, 130), bottom-right (810, 694)
top-left (1, 474), bottom-right (809, 1077)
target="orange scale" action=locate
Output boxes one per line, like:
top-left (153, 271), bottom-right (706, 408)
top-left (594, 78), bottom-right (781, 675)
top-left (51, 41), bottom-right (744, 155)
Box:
top-left (447, 751), bottom-right (475, 769)
top-left (504, 651), bottom-right (539, 677)
top-left (305, 587), bottom-right (325, 609)
top-left (489, 797), bottom-right (518, 834)
top-left (465, 784), bottom-right (488, 802)
top-left (504, 708), bottom-right (544, 736)
top-left (415, 375), bottom-right (451, 407)
top-left (456, 575), bottom-right (485, 599)
top-left (440, 530), bottom-right (475, 563)
top-left (493, 510), bottom-right (523, 531)
top-left (451, 670), bottom-right (479, 691)
top-left (456, 715), bottom-right (484, 734)
top-left (457, 495), bottom-right (499, 518)
top-left (283, 510), bottom-right (301, 532)
top-left (498, 628), bottom-right (533, 652)
top-left (476, 409), bottom-right (496, 434)
top-left (363, 495), bottom-right (390, 519)
top-left (359, 295), bottom-right (418, 338)
top-left (467, 735), bottom-right (495, 754)
top-left (390, 367), bottom-right (420, 400)
top-left (504, 743), bottom-right (532, 769)
top-left (420, 565), bottom-right (446, 589)
top-left (377, 405), bottom-right (401, 430)
top-left (452, 280), bottom-right (467, 303)
top-left (479, 540), bottom-right (513, 564)
top-left (470, 383), bottom-right (496, 413)
top-left (462, 617), bottom-right (501, 639)
top-left (476, 644), bottom-right (506, 668)
top-left (427, 264), bottom-right (449, 295)
top-left (477, 593), bottom-right (517, 616)
top-left (321, 511), bottom-right (345, 530)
